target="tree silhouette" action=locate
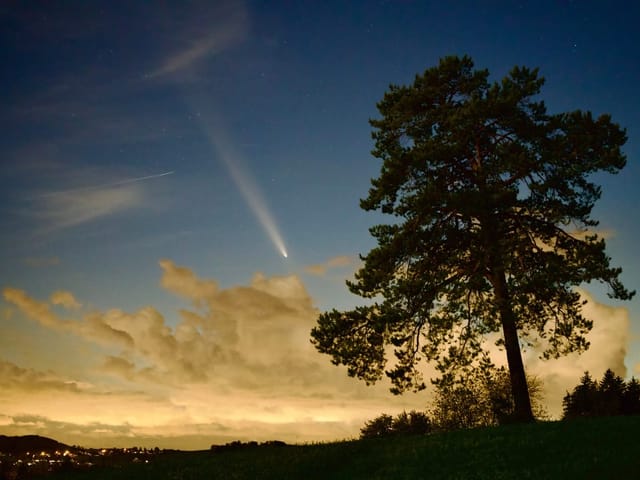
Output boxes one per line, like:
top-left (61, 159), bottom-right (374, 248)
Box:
top-left (360, 413), bottom-right (394, 438)
top-left (598, 369), bottom-right (625, 415)
top-left (622, 378), bottom-right (640, 415)
top-left (431, 360), bottom-right (546, 430)
top-left (311, 55), bottom-right (633, 423)
top-left (562, 369), bottom-right (640, 419)
top-left (562, 371), bottom-right (599, 418)
top-left (360, 411), bottom-right (431, 439)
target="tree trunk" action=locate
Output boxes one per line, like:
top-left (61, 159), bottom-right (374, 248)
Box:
top-left (492, 269), bottom-right (535, 423)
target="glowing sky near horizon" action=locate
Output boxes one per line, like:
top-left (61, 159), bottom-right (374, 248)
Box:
top-left (1, 0), bottom-right (639, 449)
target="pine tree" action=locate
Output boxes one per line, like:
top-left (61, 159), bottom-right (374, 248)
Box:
top-left (621, 377), bottom-right (640, 416)
top-left (312, 55), bottom-right (633, 423)
top-left (597, 369), bottom-right (625, 416)
top-left (563, 371), bottom-right (599, 418)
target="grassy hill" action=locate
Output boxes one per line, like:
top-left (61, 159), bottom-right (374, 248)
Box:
top-left (53, 416), bottom-right (640, 479)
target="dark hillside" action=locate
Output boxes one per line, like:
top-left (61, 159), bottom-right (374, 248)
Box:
top-left (0, 435), bottom-right (70, 454)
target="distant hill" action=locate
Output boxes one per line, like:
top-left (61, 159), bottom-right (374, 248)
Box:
top-left (0, 435), bottom-right (70, 454)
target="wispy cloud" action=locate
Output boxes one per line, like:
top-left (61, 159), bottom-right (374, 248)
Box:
top-left (148, 1), bottom-right (249, 80)
top-left (305, 255), bottom-right (353, 276)
top-left (568, 228), bottom-right (615, 241)
top-left (35, 184), bottom-right (144, 231)
top-left (40, 171), bottom-right (174, 198)
top-left (17, 171), bottom-right (175, 233)
top-left (50, 290), bottom-right (82, 310)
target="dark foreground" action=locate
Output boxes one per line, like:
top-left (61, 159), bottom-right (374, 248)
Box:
top-left (52, 416), bottom-right (640, 479)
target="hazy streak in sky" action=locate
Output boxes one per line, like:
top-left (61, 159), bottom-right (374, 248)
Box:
top-left (41, 171), bottom-right (175, 197)
top-left (200, 112), bottom-right (288, 259)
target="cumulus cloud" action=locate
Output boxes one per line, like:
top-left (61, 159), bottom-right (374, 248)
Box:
top-left (2, 287), bottom-right (134, 348)
top-left (5, 259), bottom-right (630, 446)
top-left (304, 255), bottom-right (353, 276)
top-left (159, 259), bottom-right (218, 304)
top-left (2, 261), bottom-right (428, 447)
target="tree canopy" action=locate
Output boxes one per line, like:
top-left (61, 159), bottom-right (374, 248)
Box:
top-left (311, 55), bottom-right (633, 422)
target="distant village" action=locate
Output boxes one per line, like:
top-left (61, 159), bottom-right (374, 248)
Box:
top-left (0, 435), bottom-right (290, 479)
top-left (0, 436), bottom-right (168, 479)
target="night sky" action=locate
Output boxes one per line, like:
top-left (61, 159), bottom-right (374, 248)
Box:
top-left (1, 1), bottom-right (639, 449)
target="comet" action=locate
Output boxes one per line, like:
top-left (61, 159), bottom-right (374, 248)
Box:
top-left (198, 110), bottom-right (289, 259)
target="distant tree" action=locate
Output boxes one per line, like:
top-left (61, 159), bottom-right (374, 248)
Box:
top-left (562, 371), bottom-right (599, 419)
top-left (360, 411), bottom-right (431, 439)
top-left (311, 55), bottom-right (634, 423)
top-left (562, 369), bottom-right (639, 419)
top-left (621, 377), bottom-right (640, 415)
top-left (597, 369), bottom-right (625, 415)
top-left (360, 414), bottom-right (394, 438)
top-left (392, 410), bottom-right (432, 435)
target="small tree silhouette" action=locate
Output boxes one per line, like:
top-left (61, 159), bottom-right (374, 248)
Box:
top-left (360, 414), bottom-right (394, 438)
top-left (360, 411), bottom-right (431, 439)
top-left (622, 378), bottom-right (640, 415)
top-left (563, 371), bottom-right (598, 418)
top-left (598, 369), bottom-right (625, 415)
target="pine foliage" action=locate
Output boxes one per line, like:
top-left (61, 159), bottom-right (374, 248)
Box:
top-left (562, 369), bottom-right (640, 418)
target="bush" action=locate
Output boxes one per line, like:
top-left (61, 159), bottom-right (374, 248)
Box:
top-left (430, 362), bottom-right (547, 431)
top-left (360, 411), bottom-right (431, 439)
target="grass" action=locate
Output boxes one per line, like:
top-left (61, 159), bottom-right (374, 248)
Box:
top-left (53, 416), bottom-right (640, 479)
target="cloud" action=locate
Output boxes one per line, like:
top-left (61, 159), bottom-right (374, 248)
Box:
top-left (35, 184), bottom-right (144, 231)
top-left (2, 287), bottom-right (134, 348)
top-left (304, 255), bottom-right (353, 276)
top-left (7, 259), bottom-right (630, 446)
top-left (159, 260), bottom-right (218, 304)
top-left (568, 228), bottom-right (615, 241)
top-left (50, 290), bottom-right (82, 310)
top-left (2, 261), bottom-right (428, 447)
top-left (149, 1), bottom-right (249, 79)
top-left (2, 307), bottom-right (14, 320)
top-left (3, 288), bottom-right (72, 331)
top-left (0, 359), bottom-right (81, 393)
top-left (14, 169), bottom-right (175, 235)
